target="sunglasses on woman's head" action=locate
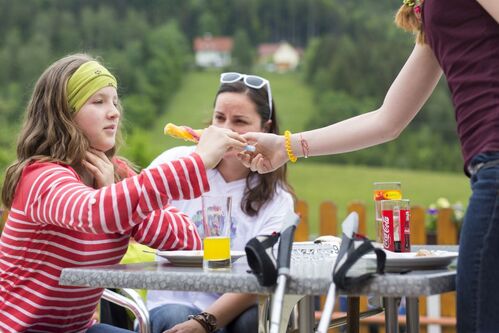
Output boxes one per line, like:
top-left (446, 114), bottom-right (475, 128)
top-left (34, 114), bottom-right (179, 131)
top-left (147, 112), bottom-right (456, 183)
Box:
top-left (220, 72), bottom-right (273, 119)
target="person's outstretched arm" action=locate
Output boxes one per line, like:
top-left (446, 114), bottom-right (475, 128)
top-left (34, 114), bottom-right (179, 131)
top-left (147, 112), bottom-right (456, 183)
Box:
top-left (241, 43), bottom-right (442, 173)
top-left (477, 0), bottom-right (499, 22)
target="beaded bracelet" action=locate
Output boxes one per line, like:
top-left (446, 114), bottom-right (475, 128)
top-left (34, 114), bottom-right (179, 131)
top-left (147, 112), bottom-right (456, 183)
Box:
top-left (284, 130), bottom-right (298, 163)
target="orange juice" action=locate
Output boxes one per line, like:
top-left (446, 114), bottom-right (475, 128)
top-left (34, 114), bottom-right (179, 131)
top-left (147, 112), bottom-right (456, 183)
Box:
top-left (203, 236), bottom-right (231, 270)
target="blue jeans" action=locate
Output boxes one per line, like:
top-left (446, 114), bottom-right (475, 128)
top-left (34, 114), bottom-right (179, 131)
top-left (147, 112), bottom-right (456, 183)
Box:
top-left (149, 303), bottom-right (258, 333)
top-left (87, 323), bottom-right (134, 332)
top-left (457, 152), bottom-right (499, 333)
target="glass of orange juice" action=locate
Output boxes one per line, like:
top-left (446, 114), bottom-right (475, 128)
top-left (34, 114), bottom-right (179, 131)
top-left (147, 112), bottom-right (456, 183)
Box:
top-left (201, 195), bottom-right (232, 270)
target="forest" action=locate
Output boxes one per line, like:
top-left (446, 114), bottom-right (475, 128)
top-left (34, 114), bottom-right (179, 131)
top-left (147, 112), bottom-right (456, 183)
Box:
top-left (0, 0), bottom-right (461, 173)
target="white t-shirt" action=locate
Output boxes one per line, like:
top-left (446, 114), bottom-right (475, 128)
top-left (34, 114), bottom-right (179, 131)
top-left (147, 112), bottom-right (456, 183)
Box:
top-left (146, 146), bottom-right (295, 310)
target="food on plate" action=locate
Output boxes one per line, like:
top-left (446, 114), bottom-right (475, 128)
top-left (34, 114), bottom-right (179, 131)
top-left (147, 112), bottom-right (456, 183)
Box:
top-left (415, 249), bottom-right (436, 257)
top-left (314, 235), bottom-right (342, 244)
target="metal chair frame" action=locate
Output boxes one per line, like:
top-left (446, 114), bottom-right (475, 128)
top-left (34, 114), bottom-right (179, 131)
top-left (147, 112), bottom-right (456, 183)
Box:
top-left (101, 288), bottom-right (151, 333)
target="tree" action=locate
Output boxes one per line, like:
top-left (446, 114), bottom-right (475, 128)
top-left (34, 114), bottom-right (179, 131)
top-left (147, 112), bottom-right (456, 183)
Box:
top-left (231, 29), bottom-right (254, 73)
top-left (143, 21), bottom-right (191, 111)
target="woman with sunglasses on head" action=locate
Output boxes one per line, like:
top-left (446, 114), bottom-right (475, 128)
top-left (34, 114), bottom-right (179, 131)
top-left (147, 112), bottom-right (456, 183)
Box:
top-left (241, 1), bottom-right (499, 332)
top-left (145, 73), bottom-right (295, 333)
top-left (0, 54), bottom-right (247, 333)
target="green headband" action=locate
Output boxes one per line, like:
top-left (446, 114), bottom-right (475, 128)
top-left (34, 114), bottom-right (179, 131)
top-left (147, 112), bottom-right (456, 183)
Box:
top-left (67, 61), bottom-right (117, 113)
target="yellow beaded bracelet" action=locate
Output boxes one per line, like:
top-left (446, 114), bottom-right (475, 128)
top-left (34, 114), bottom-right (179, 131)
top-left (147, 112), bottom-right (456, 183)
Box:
top-left (284, 130), bottom-right (298, 163)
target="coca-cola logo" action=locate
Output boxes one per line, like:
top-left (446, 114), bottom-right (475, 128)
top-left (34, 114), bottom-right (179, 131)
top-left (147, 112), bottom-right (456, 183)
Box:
top-left (382, 216), bottom-right (391, 248)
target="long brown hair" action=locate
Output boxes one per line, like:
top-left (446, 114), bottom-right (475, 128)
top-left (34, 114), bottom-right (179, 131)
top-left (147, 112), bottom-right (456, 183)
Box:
top-left (394, 1), bottom-right (426, 44)
top-left (215, 81), bottom-right (296, 216)
top-left (1, 54), bottom-right (126, 208)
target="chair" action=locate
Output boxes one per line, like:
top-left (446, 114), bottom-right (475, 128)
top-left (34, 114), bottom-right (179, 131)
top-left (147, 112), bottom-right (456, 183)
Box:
top-left (100, 288), bottom-right (151, 333)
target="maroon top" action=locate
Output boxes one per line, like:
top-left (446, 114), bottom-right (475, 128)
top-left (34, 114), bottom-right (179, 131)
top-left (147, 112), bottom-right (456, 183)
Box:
top-left (422, 0), bottom-right (499, 174)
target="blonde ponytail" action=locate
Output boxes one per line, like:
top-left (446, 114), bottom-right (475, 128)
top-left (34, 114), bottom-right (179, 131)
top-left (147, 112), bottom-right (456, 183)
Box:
top-left (395, 0), bottom-right (426, 44)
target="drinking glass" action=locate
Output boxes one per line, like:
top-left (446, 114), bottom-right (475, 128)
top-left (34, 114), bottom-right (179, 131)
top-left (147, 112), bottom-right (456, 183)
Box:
top-left (373, 182), bottom-right (402, 243)
top-left (201, 195), bottom-right (232, 270)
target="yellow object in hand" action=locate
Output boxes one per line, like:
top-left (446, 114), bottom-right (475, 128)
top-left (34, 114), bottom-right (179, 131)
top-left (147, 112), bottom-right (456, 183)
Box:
top-left (164, 123), bottom-right (203, 143)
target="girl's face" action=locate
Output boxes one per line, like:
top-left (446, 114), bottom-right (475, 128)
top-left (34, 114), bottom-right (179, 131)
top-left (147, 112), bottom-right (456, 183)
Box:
top-left (213, 92), bottom-right (270, 159)
top-left (74, 86), bottom-right (120, 152)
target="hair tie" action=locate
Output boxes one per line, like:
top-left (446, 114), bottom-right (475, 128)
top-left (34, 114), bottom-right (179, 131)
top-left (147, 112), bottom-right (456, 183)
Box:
top-left (403, 0), bottom-right (424, 21)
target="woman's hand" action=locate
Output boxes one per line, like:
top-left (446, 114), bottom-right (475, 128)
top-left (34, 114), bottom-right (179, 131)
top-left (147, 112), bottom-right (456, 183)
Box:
top-left (82, 149), bottom-right (115, 188)
top-left (163, 319), bottom-right (206, 333)
top-left (195, 125), bottom-right (247, 169)
top-left (238, 132), bottom-right (288, 174)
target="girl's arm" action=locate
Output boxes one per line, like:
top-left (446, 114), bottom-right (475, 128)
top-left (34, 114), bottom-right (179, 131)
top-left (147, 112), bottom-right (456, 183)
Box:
top-left (131, 205), bottom-right (202, 250)
top-left (203, 293), bottom-right (257, 329)
top-left (242, 43), bottom-right (442, 173)
top-left (164, 293), bottom-right (257, 333)
top-left (20, 153), bottom-right (209, 236)
top-left (477, 0), bottom-right (499, 22)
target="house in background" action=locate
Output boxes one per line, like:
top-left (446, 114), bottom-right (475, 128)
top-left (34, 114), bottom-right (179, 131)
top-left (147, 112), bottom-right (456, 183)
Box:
top-left (193, 35), bottom-right (233, 68)
top-left (258, 41), bottom-right (302, 72)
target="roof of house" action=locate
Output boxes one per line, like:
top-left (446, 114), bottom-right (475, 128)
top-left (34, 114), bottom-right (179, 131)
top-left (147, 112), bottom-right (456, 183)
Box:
top-left (193, 36), bottom-right (233, 52)
top-left (258, 43), bottom-right (281, 57)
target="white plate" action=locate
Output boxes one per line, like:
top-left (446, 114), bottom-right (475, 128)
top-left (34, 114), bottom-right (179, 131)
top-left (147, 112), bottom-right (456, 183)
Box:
top-left (367, 250), bottom-right (458, 272)
top-left (156, 250), bottom-right (246, 267)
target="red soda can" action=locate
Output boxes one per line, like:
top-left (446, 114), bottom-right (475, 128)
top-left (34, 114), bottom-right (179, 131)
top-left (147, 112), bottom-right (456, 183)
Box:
top-left (381, 199), bottom-right (410, 252)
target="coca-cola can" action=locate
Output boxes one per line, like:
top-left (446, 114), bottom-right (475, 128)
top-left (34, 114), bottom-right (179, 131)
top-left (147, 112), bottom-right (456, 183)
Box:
top-left (381, 199), bottom-right (410, 252)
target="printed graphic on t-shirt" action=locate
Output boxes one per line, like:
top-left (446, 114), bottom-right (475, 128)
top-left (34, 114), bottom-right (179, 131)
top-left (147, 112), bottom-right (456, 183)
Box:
top-left (191, 209), bottom-right (237, 240)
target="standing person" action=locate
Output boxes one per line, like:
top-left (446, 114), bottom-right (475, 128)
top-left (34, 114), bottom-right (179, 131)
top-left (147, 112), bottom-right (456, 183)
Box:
top-left (0, 54), bottom-right (247, 333)
top-left (240, 1), bottom-right (499, 332)
top-left (146, 73), bottom-right (295, 333)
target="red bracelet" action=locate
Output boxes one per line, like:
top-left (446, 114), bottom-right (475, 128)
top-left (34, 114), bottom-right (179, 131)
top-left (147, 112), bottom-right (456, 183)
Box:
top-left (300, 134), bottom-right (310, 158)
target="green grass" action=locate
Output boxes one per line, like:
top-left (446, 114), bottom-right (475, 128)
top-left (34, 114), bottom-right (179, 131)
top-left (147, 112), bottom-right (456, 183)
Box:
top-left (138, 70), bottom-right (470, 239)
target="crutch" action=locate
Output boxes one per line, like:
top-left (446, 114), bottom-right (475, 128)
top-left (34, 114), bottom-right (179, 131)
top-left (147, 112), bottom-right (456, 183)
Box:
top-left (317, 211), bottom-right (386, 333)
top-left (269, 211), bottom-right (300, 333)
top-left (316, 212), bottom-right (359, 333)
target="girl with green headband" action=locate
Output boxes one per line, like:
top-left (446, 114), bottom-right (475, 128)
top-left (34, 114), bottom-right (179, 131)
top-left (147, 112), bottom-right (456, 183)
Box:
top-left (0, 53), bottom-right (248, 333)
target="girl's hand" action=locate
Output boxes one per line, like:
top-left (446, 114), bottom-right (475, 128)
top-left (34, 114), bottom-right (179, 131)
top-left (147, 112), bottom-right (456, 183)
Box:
top-left (163, 319), bottom-right (206, 333)
top-left (195, 125), bottom-right (247, 169)
top-left (238, 132), bottom-right (288, 173)
top-left (82, 149), bottom-right (115, 187)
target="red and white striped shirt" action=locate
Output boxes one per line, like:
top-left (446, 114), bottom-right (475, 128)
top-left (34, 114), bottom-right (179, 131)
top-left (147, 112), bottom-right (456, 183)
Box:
top-left (0, 153), bottom-right (208, 332)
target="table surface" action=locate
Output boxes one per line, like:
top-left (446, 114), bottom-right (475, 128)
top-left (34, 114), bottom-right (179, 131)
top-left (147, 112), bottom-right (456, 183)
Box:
top-left (60, 245), bottom-right (457, 298)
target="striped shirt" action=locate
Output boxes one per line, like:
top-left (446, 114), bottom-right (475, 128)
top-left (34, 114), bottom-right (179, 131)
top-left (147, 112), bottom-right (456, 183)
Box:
top-left (0, 153), bottom-right (208, 332)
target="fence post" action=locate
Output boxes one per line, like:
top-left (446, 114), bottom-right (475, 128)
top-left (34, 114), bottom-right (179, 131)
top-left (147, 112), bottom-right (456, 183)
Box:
top-left (294, 199), bottom-right (309, 241)
top-left (0, 209), bottom-right (7, 234)
top-left (411, 206), bottom-right (427, 245)
top-left (347, 201), bottom-right (366, 236)
top-left (319, 201), bottom-right (338, 236)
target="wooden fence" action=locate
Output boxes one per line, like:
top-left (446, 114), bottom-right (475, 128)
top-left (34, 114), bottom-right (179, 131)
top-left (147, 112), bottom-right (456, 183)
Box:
top-left (294, 199), bottom-right (458, 333)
